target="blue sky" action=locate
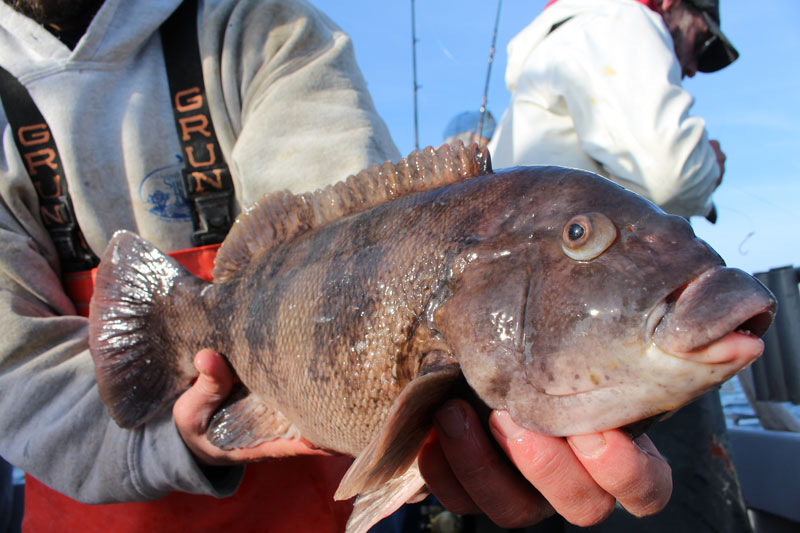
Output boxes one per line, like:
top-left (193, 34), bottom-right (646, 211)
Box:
top-left (314, 1), bottom-right (800, 275)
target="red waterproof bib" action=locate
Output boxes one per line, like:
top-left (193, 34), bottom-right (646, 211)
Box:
top-left (23, 245), bottom-right (354, 532)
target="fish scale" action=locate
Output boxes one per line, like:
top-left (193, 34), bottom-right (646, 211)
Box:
top-left (244, 201), bottom-right (458, 453)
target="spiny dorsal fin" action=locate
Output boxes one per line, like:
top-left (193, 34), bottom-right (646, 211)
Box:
top-left (211, 142), bottom-right (492, 282)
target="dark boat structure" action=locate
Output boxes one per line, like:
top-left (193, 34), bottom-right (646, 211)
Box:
top-left (726, 265), bottom-right (800, 533)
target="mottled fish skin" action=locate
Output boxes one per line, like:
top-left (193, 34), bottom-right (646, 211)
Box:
top-left (89, 143), bottom-right (775, 533)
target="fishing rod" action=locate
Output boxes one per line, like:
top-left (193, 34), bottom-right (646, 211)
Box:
top-left (410, 0), bottom-right (420, 150)
top-left (477, 0), bottom-right (503, 141)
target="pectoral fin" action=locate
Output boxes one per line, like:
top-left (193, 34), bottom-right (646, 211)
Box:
top-left (334, 354), bottom-right (462, 501)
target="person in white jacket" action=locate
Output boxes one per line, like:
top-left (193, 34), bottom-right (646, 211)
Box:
top-left (489, 0), bottom-right (736, 221)
top-left (0, 0), bottom-right (674, 530)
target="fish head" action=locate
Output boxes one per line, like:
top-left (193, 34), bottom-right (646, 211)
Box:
top-left (435, 166), bottom-right (776, 436)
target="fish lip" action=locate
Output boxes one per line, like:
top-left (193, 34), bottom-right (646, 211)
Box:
top-left (649, 266), bottom-right (776, 357)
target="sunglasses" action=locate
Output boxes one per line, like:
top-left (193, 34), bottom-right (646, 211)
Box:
top-left (695, 32), bottom-right (718, 60)
top-left (684, 4), bottom-right (719, 61)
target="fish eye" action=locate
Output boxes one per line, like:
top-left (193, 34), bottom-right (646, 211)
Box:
top-left (561, 213), bottom-right (618, 261)
top-left (567, 223), bottom-right (585, 241)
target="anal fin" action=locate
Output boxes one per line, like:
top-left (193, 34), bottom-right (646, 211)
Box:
top-left (207, 386), bottom-right (299, 449)
top-left (334, 353), bottom-right (462, 501)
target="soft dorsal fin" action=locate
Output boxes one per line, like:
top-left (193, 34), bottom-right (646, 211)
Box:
top-left (211, 142), bottom-right (492, 282)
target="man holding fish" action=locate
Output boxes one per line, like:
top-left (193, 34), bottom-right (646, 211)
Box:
top-left (0, 0), bottom-right (751, 532)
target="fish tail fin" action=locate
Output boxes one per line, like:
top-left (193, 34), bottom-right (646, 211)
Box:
top-left (89, 230), bottom-right (209, 428)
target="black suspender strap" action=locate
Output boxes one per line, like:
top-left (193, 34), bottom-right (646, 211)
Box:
top-left (160, 0), bottom-right (235, 246)
top-left (0, 66), bottom-right (100, 273)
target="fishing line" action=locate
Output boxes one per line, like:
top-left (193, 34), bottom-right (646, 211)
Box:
top-left (477, 0), bottom-right (503, 140)
top-left (410, 0), bottom-right (420, 150)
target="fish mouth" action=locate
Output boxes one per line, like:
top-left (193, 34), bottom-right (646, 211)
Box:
top-left (649, 266), bottom-right (776, 364)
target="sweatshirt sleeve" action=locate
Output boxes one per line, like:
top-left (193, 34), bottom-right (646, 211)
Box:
top-left (547, 6), bottom-right (720, 218)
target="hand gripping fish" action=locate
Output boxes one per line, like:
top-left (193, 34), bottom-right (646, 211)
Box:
top-left (89, 143), bottom-right (775, 532)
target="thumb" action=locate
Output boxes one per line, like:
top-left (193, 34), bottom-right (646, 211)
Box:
top-left (173, 349), bottom-right (234, 432)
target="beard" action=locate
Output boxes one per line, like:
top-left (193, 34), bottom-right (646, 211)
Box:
top-left (4, 0), bottom-right (105, 29)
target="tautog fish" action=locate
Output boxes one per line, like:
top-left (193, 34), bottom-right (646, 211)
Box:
top-left (89, 143), bottom-right (775, 532)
